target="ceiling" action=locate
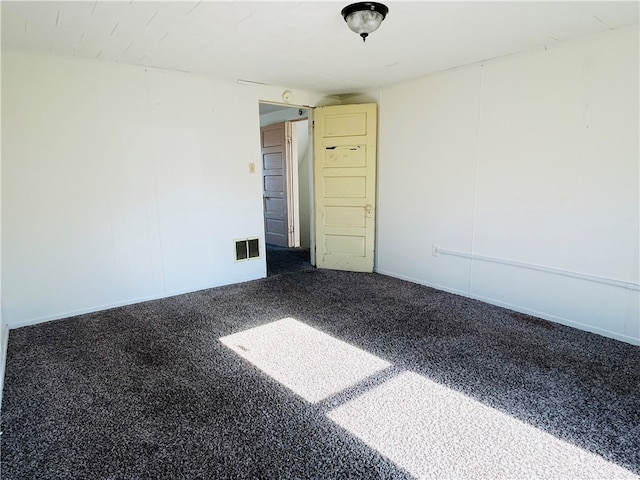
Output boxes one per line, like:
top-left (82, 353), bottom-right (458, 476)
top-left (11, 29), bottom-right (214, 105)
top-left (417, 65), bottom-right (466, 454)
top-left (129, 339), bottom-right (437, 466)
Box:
top-left (1, 1), bottom-right (638, 95)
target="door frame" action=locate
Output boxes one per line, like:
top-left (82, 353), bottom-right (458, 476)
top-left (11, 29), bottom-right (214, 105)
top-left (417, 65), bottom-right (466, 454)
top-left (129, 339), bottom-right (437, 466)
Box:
top-left (287, 117), bottom-right (314, 250)
top-left (258, 102), bottom-right (315, 265)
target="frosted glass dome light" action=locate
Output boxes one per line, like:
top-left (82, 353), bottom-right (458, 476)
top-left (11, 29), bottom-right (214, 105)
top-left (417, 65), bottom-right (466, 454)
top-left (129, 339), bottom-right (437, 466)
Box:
top-left (341, 2), bottom-right (389, 42)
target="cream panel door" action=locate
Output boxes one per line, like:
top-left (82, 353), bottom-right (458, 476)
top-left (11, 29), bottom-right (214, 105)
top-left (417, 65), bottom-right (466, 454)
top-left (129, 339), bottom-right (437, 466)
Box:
top-left (314, 104), bottom-right (377, 272)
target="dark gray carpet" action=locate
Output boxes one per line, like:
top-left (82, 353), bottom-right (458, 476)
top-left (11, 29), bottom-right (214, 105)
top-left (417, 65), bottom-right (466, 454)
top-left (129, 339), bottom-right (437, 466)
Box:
top-left (1, 269), bottom-right (639, 479)
top-left (266, 244), bottom-right (313, 276)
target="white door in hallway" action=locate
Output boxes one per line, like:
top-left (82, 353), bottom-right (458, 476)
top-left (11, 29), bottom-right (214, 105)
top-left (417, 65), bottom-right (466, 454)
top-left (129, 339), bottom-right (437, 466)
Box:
top-left (314, 104), bottom-right (377, 272)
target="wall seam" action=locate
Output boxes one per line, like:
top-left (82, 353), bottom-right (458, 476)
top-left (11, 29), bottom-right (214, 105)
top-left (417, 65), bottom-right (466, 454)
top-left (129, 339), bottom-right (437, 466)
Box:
top-left (468, 64), bottom-right (485, 294)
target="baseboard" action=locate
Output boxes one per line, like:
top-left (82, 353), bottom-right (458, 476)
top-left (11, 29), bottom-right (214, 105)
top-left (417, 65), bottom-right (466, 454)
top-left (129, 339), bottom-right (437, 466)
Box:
top-left (375, 269), bottom-right (640, 347)
top-left (7, 269), bottom-right (638, 347)
top-left (7, 273), bottom-right (266, 330)
top-left (0, 320), bottom-right (9, 410)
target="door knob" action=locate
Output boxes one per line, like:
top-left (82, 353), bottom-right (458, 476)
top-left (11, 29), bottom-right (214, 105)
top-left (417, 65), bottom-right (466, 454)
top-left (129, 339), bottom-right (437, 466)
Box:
top-left (365, 204), bottom-right (373, 218)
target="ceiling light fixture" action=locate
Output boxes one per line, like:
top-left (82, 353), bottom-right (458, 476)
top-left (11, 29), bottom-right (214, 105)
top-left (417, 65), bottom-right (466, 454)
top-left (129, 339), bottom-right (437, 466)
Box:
top-left (341, 2), bottom-right (389, 43)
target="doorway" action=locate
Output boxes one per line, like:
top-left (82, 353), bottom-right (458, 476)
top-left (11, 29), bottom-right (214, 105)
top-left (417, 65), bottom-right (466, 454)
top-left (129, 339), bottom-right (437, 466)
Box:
top-left (259, 102), bottom-right (313, 276)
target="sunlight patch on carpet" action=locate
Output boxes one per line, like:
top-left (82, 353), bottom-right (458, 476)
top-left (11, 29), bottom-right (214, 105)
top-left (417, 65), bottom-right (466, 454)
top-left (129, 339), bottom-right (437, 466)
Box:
top-left (327, 371), bottom-right (637, 479)
top-left (219, 317), bottom-right (391, 403)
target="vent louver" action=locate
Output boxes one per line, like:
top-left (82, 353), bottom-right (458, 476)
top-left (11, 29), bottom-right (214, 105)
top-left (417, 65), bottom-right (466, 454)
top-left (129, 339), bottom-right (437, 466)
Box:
top-left (235, 238), bottom-right (260, 261)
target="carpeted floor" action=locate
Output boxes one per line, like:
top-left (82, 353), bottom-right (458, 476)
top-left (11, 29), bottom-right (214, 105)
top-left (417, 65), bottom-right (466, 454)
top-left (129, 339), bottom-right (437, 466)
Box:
top-left (1, 269), bottom-right (639, 479)
top-left (266, 244), bottom-right (313, 276)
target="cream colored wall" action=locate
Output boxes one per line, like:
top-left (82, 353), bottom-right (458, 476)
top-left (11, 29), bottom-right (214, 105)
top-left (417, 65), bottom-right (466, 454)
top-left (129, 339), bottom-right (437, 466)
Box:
top-left (3, 28), bottom-right (638, 346)
top-left (0, 39), bottom-right (6, 408)
top-left (1, 50), bottom-right (327, 328)
top-left (0, 292), bottom-right (5, 409)
top-left (340, 91), bottom-right (381, 106)
top-left (376, 27), bottom-right (640, 344)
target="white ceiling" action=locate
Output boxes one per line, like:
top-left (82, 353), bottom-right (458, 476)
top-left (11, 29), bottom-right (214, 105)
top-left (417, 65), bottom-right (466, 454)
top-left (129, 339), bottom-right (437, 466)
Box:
top-left (1, 1), bottom-right (638, 95)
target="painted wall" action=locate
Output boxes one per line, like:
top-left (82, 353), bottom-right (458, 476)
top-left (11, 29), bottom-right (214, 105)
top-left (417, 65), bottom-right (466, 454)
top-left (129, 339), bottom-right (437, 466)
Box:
top-left (376, 27), bottom-right (640, 345)
top-left (0, 46), bottom-right (6, 405)
top-left (0, 41), bottom-right (7, 408)
top-left (1, 50), bottom-right (326, 328)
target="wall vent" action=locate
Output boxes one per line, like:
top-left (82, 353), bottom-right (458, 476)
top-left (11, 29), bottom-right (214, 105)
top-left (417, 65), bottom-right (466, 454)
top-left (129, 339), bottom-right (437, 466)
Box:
top-left (234, 238), bottom-right (260, 262)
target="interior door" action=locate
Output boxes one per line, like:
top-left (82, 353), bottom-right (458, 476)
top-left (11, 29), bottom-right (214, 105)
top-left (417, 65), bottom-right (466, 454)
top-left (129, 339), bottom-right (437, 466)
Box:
top-left (314, 103), bottom-right (377, 272)
top-left (261, 122), bottom-right (291, 247)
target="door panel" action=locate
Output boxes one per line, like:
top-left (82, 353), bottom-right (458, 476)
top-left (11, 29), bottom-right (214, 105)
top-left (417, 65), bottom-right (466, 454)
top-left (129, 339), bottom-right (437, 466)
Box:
top-left (261, 122), bottom-right (290, 247)
top-left (323, 112), bottom-right (368, 137)
top-left (324, 206), bottom-right (366, 227)
top-left (264, 175), bottom-right (284, 192)
top-left (325, 235), bottom-right (366, 255)
top-left (325, 145), bottom-right (366, 167)
top-left (263, 152), bottom-right (283, 169)
top-left (262, 128), bottom-right (283, 147)
top-left (314, 104), bottom-right (377, 272)
top-left (324, 176), bottom-right (367, 198)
